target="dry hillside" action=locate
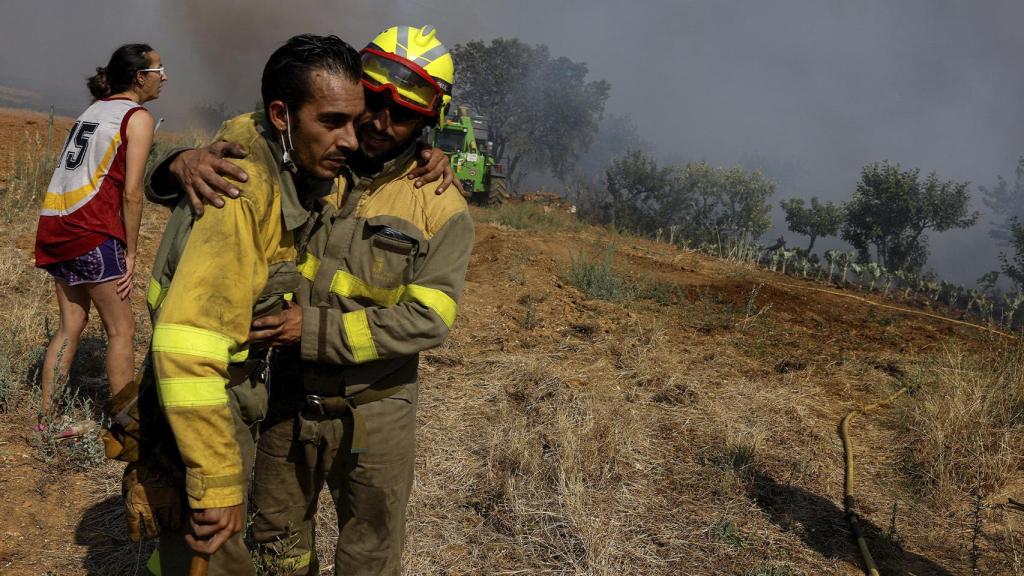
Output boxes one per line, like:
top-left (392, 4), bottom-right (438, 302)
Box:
top-left (0, 109), bottom-right (1022, 575)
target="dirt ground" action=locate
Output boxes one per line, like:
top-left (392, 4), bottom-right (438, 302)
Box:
top-left (0, 108), bottom-right (1021, 575)
top-left (0, 106), bottom-right (75, 178)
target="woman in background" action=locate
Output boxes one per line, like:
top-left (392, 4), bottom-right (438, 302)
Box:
top-left (34, 43), bottom-right (165, 435)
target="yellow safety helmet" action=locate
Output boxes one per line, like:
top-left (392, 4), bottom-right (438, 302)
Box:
top-left (361, 25), bottom-right (453, 124)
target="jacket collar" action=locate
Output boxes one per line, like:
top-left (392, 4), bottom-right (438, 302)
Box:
top-left (348, 143), bottom-right (419, 191)
top-left (254, 111), bottom-right (333, 231)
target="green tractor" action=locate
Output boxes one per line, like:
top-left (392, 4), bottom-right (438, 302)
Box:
top-left (432, 105), bottom-right (509, 205)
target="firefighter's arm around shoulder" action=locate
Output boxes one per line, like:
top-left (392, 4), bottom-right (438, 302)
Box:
top-left (145, 137), bottom-right (250, 208)
top-left (151, 182), bottom-right (267, 509)
top-left (301, 194), bottom-right (475, 365)
top-left (145, 146), bottom-right (194, 206)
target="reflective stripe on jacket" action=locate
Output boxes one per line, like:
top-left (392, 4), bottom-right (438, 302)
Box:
top-left (296, 145), bottom-right (474, 395)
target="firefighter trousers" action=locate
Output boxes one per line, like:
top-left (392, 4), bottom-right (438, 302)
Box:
top-left (250, 382), bottom-right (417, 576)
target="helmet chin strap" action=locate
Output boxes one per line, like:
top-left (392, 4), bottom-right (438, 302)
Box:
top-left (280, 106), bottom-right (297, 173)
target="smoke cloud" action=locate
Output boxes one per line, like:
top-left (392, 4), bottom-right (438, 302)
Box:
top-left (2, 0), bottom-right (1022, 282)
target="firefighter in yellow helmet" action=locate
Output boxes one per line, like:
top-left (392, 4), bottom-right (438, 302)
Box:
top-left (240, 25), bottom-right (473, 575)
top-left (361, 24), bottom-right (454, 124)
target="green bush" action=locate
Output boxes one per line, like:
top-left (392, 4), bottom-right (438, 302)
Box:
top-left (566, 245), bottom-right (681, 305)
top-left (567, 245), bottom-right (628, 302)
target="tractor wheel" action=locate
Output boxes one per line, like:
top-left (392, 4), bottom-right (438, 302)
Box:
top-left (489, 177), bottom-right (510, 206)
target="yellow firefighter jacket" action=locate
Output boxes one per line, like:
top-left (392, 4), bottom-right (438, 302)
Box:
top-left (144, 112), bottom-right (322, 509)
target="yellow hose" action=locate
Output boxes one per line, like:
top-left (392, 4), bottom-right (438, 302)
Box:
top-left (774, 280), bottom-right (1013, 339)
top-left (840, 386), bottom-right (910, 576)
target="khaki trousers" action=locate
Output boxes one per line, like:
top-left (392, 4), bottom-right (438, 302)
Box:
top-left (251, 382), bottom-right (417, 576)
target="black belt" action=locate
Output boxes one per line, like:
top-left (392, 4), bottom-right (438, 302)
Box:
top-left (301, 382), bottom-right (404, 454)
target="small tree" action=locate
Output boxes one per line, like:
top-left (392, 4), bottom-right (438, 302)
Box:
top-left (779, 196), bottom-right (844, 253)
top-left (980, 156), bottom-right (1024, 245)
top-left (842, 161), bottom-right (978, 274)
top-left (670, 162), bottom-right (775, 244)
top-left (999, 218), bottom-right (1024, 291)
top-left (717, 165), bottom-right (776, 241)
top-left (602, 149), bottom-right (673, 231)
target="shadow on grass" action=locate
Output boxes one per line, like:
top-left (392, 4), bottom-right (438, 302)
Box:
top-left (745, 469), bottom-right (955, 576)
top-left (74, 495), bottom-right (155, 575)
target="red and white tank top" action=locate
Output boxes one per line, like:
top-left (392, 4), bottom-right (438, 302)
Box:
top-left (35, 97), bottom-right (144, 266)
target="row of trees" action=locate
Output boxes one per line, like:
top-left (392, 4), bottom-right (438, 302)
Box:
top-left (780, 161), bottom-right (978, 275)
top-left (450, 36), bottom-right (1024, 306)
top-left (587, 150), bottom-right (776, 246)
top-left (589, 148), bottom-right (1024, 314)
top-left (779, 157), bottom-right (1024, 294)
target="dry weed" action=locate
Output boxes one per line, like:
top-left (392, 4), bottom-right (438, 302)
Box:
top-left (900, 344), bottom-right (1024, 505)
top-left (407, 350), bottom-right (681, 574)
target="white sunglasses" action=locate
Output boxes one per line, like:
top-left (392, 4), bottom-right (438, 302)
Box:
top-left (140, 67), bottom-right (166, 75)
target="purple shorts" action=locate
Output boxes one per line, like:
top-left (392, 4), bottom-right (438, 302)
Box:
top-left (44, 237), bottom-right (127, 286)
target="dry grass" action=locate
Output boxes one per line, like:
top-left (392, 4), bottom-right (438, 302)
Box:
top-left (409, 348), bottom-right (663, 574)
top-left (481, 201), bottom-right (583, 232)
top-left (405, 310), bottom-right (846, 575)
top-left (899, 342), bottom-right (1024, 505)
top-left (0, 117), bottom-right (60, 222)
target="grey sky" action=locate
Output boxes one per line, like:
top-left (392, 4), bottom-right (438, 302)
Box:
top-left (2, 0), bottom-right (1021, 283)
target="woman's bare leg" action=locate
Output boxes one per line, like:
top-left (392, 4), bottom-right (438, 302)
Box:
top-left (86, 279), bottom-right (136, 398)
top-left (40, 280), bottom-right (90, 418)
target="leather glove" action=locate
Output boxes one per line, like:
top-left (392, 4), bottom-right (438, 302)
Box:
top-left (122, 459), bottom-right (184, 541)
top-left (103, 370), bottom-right (145, 462)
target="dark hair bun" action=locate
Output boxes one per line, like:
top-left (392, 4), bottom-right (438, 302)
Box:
top-left (86, 44), bottom-right (153, 101)
top-left (87, 66), bottom-right (111, 99)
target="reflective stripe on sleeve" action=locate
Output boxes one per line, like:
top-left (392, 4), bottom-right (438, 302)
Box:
top-left (151, 323), bottom-right (237, 364)
top-left (326, 269), bottom-right (459, 328)
top-left (298, 253), bottom-right (320, 280)
top-left (157, 376), bottom-right (228, 407)
top-left (330, 270), bottom-right (404, 306)
top-left (146, 277), bottom-right (167, 311)
top-left (341, 309), bottom-right (378, 363)
top-left (402, 284), bottom-right (458, 328)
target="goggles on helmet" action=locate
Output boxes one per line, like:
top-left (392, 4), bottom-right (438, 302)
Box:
top-left (360, 47), bottom-right (443, 117)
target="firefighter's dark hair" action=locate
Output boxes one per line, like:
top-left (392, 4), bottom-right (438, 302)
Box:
top-left (261, 34), bottom-right (361, 117)
top-left (87, 43), bottom-right (154, 100)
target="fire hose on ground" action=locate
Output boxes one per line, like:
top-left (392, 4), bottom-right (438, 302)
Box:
top-left (839, 385), bottom-right (910, 576)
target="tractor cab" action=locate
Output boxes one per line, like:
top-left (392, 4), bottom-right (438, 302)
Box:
top-left (432, 105), bottom-right (508, 205)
